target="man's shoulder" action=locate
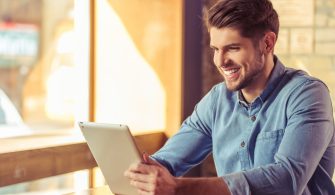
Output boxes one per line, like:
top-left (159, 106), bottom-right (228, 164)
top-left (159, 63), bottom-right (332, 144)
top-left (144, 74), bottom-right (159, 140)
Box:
top-left (279, 67), bottom-right (329, 98)
top-left (283, 67), bottom-right (326, 88)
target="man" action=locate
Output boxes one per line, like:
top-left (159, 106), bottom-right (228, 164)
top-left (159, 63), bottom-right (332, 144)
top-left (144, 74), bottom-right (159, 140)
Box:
top-left (125, 0), bottom-right (335, 194)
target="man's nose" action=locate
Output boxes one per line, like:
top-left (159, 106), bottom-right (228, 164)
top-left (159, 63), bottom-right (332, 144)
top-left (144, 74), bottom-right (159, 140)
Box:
top-left (216, 52), bottom-right (229, 68)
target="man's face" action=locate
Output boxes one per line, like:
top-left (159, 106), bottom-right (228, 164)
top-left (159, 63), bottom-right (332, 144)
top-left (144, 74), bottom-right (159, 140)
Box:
top-left (210, 27), bottom-right (265, 91)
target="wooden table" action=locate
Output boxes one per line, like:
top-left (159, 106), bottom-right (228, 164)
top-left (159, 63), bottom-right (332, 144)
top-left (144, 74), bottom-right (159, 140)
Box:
top-left (65, 186), bottom-right (113, 195)
top-left (0, 131), bottom-right (166, 188)
top-left (0, 132), bottom-right (97, 187)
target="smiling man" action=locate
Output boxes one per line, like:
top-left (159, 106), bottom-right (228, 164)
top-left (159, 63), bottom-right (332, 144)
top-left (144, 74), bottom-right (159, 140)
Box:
top-left (125, 0), bottom-right (335, 194)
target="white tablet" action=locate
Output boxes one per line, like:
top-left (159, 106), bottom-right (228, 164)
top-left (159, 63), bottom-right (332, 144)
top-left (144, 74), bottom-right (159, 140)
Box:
top-left (79, 122), bottom-right (141, 195)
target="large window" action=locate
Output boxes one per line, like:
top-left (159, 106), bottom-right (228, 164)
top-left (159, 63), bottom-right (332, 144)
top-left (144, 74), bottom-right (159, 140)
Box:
top-left (0, 0), bottom-right (90, 193)
top-left (0, 0), bottom-right (90, 138)
top-left (94, 0), bottom-right (182, 135)
top-left (0, 0), bottom-right (183, 193)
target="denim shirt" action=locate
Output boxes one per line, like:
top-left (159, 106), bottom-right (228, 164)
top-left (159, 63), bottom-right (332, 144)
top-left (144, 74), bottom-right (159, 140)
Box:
top-left (152, 57), bottom-right (335, 195)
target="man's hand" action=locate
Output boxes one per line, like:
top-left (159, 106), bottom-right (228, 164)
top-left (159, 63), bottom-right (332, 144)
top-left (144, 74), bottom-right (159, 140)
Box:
top-left (124, 153), bottom-right (231, 195)
top-left (124, 153), bottom-right (177, 195)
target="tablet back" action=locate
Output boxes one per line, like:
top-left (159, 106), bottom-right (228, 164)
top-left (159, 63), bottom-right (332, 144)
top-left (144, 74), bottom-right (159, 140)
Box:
top-left (79, 122), bottom-right (141, 195)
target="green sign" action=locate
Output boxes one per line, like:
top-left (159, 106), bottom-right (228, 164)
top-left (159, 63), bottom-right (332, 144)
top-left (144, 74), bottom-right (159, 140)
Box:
top-left (0, 23), bottom-right (39, 68)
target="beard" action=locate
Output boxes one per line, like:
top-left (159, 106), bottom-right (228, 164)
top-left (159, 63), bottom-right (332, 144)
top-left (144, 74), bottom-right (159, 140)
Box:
top-left (222, 50), bottom-right (265, 92)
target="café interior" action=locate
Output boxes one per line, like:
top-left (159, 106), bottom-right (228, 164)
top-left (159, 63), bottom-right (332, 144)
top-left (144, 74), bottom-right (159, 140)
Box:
top-left (0, 0), bottom-right (335, 194)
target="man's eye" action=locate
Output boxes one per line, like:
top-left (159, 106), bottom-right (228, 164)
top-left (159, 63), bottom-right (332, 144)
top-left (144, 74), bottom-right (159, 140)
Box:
top-left (229, 47), bottom-right (240, 51)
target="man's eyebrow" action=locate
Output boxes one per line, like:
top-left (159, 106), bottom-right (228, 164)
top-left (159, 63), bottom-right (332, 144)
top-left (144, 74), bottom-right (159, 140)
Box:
top-left (227, 43), bottom-right (241, 47)
top-left (210, 43), bottom-right (241, 50)
top-left (210, 45), bottom-right (218, 49)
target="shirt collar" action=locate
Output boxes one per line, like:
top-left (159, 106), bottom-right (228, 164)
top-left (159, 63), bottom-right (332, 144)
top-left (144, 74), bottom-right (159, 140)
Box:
top-left (237, 91), bottom-right (249, 107)
top-left (237, 55), bottom-right (286, 105)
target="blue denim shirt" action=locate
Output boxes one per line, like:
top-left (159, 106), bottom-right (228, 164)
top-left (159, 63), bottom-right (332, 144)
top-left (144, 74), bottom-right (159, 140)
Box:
top-left (152, 57), bottom-right (335, 194)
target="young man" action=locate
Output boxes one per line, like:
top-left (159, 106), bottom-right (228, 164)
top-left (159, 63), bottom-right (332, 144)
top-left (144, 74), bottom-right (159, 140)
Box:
top-left (125, 0), bottom-right (335, 194)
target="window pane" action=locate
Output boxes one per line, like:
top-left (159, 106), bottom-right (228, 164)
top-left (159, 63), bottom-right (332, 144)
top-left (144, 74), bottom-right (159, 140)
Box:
top-left (0, 0), bottom-right (90, 193)
top-left (0, 0), bottom-right (89, 137)
top-left (95, 0), bottom-right (182, 134)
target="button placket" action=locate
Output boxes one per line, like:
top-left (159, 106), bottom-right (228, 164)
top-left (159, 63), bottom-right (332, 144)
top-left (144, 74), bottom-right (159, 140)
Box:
top-left (239, 140), bottom-right (250, 170)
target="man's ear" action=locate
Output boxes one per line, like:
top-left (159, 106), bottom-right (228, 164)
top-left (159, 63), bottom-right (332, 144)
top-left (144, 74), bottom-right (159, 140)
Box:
top-left (263, 32), bottom-right (276, 53)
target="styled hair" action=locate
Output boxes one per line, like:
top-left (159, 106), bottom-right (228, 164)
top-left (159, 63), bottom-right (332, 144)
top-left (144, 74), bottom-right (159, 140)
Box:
top-left (206, 0), bottom-right (279, 41)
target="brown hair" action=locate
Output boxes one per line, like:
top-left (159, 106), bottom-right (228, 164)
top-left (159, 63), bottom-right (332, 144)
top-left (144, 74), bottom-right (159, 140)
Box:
top-left (206, 0), bottom-right (279, 41)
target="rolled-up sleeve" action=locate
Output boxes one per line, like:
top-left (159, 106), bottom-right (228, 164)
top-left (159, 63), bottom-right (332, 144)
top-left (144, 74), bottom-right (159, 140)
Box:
top-left (222, 80), bottom-right (335, 194)
top-left (222, 172), bottom-right (251, 195)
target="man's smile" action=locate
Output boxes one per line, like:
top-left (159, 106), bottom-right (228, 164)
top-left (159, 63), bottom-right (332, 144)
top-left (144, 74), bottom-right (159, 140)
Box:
top-left (223, 68), bottom-right (240, 80)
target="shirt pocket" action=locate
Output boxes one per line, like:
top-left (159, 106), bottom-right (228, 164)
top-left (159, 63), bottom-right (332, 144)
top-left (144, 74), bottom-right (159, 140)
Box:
top-left (254, 129), bottom-right (285, 165)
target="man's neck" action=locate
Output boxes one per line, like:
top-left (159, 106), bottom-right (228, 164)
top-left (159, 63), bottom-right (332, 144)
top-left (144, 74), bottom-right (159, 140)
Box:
top-left (241, 55), bottom-right (275, 104)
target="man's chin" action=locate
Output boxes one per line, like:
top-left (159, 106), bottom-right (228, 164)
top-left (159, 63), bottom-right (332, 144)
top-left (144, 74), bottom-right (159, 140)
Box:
top-left (225, 79), bottom-right (246, 91)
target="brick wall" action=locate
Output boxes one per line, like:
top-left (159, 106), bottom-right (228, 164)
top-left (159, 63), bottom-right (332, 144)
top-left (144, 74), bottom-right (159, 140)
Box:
top-left (273, 0), bottom-right (335, 102)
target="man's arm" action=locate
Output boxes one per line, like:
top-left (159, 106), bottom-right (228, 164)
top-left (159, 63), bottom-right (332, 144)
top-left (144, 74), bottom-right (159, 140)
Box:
top-left (150, 85), bottom-right (220, 176)
top-left (124, 153), bottom-right (231, 195)
top-left (125, 80), bottom-right (335, 195)
top-left (175, 177), bottom-right (231, 195)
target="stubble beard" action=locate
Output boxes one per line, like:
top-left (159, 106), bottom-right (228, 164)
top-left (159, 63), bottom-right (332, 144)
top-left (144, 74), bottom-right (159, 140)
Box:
top-left (223, 52), bottom-right (264, 92)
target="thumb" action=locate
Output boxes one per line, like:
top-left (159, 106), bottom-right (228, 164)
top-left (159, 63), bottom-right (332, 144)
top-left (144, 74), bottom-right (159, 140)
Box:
top-left (142, 152), bottom-right (162, 167)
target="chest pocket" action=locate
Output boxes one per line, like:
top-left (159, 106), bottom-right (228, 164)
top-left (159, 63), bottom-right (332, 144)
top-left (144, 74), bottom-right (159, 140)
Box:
top-left (254, 129), bottom-right (285, 166)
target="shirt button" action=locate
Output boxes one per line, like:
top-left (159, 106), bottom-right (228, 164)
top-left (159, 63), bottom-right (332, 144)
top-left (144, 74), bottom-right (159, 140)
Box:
top-left (251, 115), bottom-right (256, 121)
top-left (240, 141), bottom-right (245, 147)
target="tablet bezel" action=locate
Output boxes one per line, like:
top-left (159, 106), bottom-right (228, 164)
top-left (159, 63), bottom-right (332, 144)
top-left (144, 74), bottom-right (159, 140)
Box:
top-left (79, 122), bottom-right (141, 195)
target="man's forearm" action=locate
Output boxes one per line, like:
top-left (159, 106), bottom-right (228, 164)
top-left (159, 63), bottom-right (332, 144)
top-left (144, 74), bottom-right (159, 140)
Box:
top-left (175, 177), bottom-right (231, 195)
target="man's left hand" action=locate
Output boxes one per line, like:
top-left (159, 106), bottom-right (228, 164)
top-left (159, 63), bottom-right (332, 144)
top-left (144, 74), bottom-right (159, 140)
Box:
top-left (124, 153), bottom-right (177, 195)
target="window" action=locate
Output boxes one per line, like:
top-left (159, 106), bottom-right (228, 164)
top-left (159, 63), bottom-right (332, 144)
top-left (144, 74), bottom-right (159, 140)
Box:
top-left (94, 0), bottom-right (182, 135)
top-left (0, 0), bottom-right (183, 192)
top-left (0, 0), bottom-right (90, 137)
top-left (0, 0), bottom-right (90, 193)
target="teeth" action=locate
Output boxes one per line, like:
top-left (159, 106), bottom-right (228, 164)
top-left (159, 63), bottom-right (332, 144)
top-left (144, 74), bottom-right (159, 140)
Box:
top-left (223, 68), bottom-right (239, 76)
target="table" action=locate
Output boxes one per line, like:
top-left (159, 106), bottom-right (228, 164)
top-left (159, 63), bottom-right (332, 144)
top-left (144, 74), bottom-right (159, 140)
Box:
top-left (65, 186), bottom-right (113, 195)
top-left (0, 132), bottom-right (97, 187)
top-left (0, 131), bottom-right (166, 187)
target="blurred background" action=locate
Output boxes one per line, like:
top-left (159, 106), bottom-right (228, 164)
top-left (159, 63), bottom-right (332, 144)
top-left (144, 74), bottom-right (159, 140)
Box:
top-left (0, 0), bottom-right (334, 194)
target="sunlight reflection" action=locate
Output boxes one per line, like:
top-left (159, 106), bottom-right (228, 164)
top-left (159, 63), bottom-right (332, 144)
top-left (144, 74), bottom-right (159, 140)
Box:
top-left (44, 0), bottom-right (89, 125)
top-left (95, 0), bottom-right (166, 132)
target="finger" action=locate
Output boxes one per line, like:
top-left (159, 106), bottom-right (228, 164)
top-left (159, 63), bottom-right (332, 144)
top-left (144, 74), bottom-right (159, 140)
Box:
top-left (128, 162), bottom-right (145, 172)
top-left (124, 169), bottom-right (141, 178)
top-left (142, 152), bottom-right (149, 163)
top-left (130, 180), bottom-right (155, 192)
top-left (124, 169), bottom-right (131, 177)
top-left (128, 162), bottom-right (159, 175)
top-left (126, 171), bottom-right (155, 183)
top-left (137, 189), bottom-right (152, 195)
